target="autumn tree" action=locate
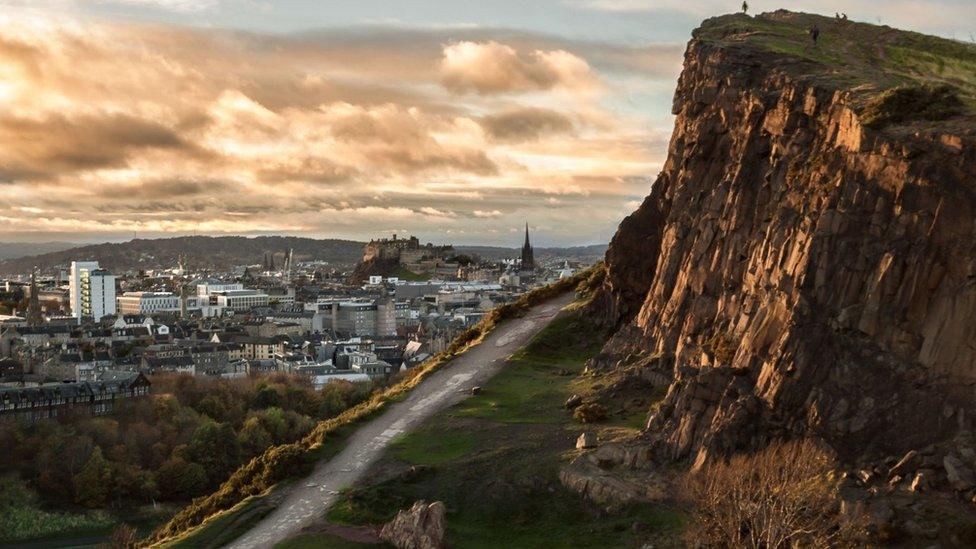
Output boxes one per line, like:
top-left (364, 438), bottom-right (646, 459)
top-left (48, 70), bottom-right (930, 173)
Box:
top-left (74, 447), bottom-right (112, 508)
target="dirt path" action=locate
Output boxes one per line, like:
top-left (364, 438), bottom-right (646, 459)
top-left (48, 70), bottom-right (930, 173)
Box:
top-left (226, 293), bottom-right (576, 548)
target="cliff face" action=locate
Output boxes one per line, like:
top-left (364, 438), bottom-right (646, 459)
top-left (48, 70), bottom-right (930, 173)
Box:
top-left (596, 12), bottom-right (976, 465)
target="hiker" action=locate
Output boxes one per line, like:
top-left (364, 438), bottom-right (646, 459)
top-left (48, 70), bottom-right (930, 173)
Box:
top-left (810, 25), bottom-right (821, 44)
top-left (835, 12), bottom-right (841, 19)
top-left (742, 1), bottom-right (748, 14)
top-left (842, 13), bottom-right (848, 20)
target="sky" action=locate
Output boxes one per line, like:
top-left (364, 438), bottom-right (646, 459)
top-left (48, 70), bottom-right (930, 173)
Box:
top-left (1, 1), bottom-right (973, 246)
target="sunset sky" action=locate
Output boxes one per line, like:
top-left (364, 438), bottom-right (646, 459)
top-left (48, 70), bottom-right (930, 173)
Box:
top-left (2, 1), bottom-right (973, 246)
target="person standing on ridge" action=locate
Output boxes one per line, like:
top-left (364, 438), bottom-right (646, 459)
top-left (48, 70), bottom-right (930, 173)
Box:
top-left (742, 1), bottom-right (748, 14)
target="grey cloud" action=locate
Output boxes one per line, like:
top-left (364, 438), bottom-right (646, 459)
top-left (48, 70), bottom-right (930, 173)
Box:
top-left (480, 107), bottom-right (574, 142)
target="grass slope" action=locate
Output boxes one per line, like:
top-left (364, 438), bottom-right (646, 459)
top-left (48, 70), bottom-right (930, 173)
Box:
top-left (144, 268), bottom-right (603, 547)
top-left (300, 302), bottom-right (680, 548)
top-left (697, 11), bottom-right (976, 118)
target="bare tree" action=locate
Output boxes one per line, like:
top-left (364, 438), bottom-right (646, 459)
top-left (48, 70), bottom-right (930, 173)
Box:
top-left (681, 439), bottom-right (865, 548)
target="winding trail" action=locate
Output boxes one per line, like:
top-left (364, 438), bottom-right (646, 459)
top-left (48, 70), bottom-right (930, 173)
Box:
top-left (226, 293), bottom-right (576, 548)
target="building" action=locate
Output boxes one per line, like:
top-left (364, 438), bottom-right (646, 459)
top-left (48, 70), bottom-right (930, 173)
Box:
top-left (363, 234), bottom-right (422, 262)
top-left (324, 298), bottom-right (396, 337)
top-left (236, 336), bottom-right (285, 360)
top-left (196, 281), bottom-right (244, 296)
top-left (362, 234), bottom-right (455, 273)
top-left (183, 295), bottom-right (226, 318)
top-left (520, 222), bottom-right (535, 272)
top-left (117, 291), bottom-right (181, 315)
top-left (69, 261), bottom-right (117, 321)
top-left (0, 372), bottom-right (151, 424)
top-left (213, 289), bottom-right (270, 312)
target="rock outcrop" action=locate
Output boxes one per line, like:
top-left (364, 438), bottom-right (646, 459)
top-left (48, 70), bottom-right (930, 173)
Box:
top-left (379, 500), bottom-right (447, 549)
top-left (592, 11), bottom-right (976, 467)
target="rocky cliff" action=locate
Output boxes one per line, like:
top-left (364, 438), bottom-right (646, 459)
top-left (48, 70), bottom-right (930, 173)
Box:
top-left (593, 11), bottom-right (976, 468)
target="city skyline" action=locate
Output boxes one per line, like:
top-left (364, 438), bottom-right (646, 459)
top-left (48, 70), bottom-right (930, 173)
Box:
top-left (2, 1), bottom-right (973, 246)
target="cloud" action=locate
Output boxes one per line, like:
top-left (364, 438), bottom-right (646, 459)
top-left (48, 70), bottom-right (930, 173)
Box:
top-left (90, 0), bottom-right (221, 12)
top-left (480, 107), bottom-right (574, 142)
top-left (0, 112), bottom-right (202, 179)
top-left (440, 41), bottom-right (600, 95)
top-left (0, 14), bottom-right (666, 245)
top-left (256, 158), bottom-right (357, 185)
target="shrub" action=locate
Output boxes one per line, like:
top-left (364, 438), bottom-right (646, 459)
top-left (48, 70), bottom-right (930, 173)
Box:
top-left (703, 332), bottom-right (738, 365)
top-left (105, 523), bottom-right (138, 548)
top-left (573, 403), bottom-right (609, 423)
top-left (680, 439), bottom-right (865, 548)
top-left (861, 84), bottom-right (964, 128)
top-left (576, 261), bottom-right (606, 294)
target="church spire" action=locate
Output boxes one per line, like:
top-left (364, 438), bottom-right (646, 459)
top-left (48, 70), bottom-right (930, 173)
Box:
top-left (520, 222), bottom-right (535, 272)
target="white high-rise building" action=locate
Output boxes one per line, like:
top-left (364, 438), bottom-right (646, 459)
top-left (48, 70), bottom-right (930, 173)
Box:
top-left (69, 261), bottom-right (117, 321)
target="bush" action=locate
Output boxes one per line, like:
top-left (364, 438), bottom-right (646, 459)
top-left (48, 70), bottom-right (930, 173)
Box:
top-left (104, 523), bottom-right (138, 548)
top-left (573, 403), bottom-right (609, 423)
top-left (680, 439), bottom-right (864, 548)
top-left (703, 332), bottom-right (738, 366)
top-left (862, 84), bottom-right (964, 128)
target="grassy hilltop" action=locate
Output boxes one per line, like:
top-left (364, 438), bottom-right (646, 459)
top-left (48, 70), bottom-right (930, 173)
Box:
top-left (696, 11), bottom-right (976, 126)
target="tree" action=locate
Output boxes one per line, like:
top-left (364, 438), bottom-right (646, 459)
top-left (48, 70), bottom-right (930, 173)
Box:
top-left (239, 417), bottom-right (272, 458)
top-left (185, 421), bottom-right (242, 485)
top-left (111, 462), bottom-right (157, 506)
top-left (252, 385), bottom-right (282, 409)
top-left (156, 457), bottom-right (208, 501)
top-left (73, 447), bottom-right (112, 508)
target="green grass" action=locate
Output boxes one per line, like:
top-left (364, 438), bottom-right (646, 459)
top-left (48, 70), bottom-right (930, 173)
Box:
top-left (391, 428), bottom-right (477, 466)
top-left (695, 11), bottom-right (976, 121)
top-left (160, 490), bottom-right (280, 549)
top-left (389, 265), bottom-right (430, 281)
top-left (0, 476), bottom-right (116, 543)
top-left (0, 505), bottom-right (114, 544)
top-left (451, 314), bottom-right (603, 424)
top-left (316, 303), bottom-right (682, 548)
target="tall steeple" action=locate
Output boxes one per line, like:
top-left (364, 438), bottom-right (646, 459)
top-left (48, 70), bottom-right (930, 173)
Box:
top-left (520, 222), bottom-right (535, 272)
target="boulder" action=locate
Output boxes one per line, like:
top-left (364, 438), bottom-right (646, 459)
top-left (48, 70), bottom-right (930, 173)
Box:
top-left (379, 500), bottom-right (447, 549)
top-left (564, 394), bottom-right (583, 409)
top-left (888, 450), bottom-right (919, 480)
top-left (857, 469), bottom-right (875, 484)
top-left (910, 471), bottom-right (928, 492)
top-left (576, 432), bottom-right (598, 449)
top-left (943, 455), bottom-right (976, 492)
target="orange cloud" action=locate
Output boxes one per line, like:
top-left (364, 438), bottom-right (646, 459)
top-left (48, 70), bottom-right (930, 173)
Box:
top-left (0, 13), bottom-right (668, 245)
top-left (440, 41), bottom-right (601, 95)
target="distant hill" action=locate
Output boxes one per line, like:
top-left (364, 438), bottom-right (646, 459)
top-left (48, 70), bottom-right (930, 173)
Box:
top-left (0, 242), bottom-right (78, 261)
top-left (0, 236), bottom-right (366, 275)
top-left (0, 237), bottom-right (608, 276)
